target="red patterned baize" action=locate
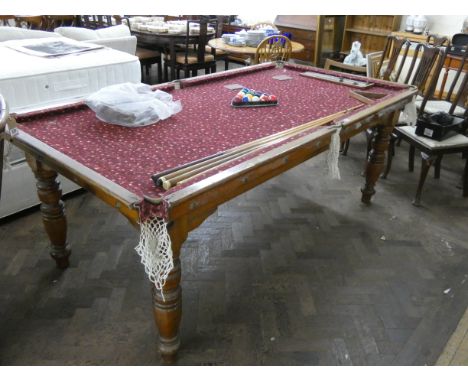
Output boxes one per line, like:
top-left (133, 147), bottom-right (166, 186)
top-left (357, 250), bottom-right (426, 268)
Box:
top-left (16, 62), bottom-right (406, 220)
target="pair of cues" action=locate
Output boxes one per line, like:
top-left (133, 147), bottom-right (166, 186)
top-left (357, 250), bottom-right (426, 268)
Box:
top-left (151, 104), bottom-right (363, 191)
top-left (0, 95), bottom-right (10, 200)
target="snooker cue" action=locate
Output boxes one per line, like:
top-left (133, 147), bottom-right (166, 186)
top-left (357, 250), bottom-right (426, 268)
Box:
top-left (159, 104), bottom-right (363, 190)
top-left (0, 95), bottom-right (9, 200)
top-left (151, 151), bottom-right (225, 186)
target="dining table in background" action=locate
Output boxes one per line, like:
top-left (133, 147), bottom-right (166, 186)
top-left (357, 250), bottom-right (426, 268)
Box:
top-left (208, 37), bottom-right (305, 64)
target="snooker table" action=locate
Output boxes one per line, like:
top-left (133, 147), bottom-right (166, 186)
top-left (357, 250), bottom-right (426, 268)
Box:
top-left (0, 62), bottom-right (417, 363)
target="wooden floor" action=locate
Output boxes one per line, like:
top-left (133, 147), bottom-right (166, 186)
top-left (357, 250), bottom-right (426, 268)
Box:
top-left (1, 129), bottom-right (468, 365)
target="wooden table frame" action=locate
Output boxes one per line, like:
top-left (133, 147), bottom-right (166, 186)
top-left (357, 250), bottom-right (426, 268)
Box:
top-left (2, 67), bottom-right (417, 363)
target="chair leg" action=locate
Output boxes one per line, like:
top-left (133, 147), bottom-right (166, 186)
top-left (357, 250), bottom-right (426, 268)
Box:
top-left (463, 156), bottom-right (468, 197)
top-left (434, 155), bottom-right (442, 179)
top-left (408, 145), bottom-right (415, 172)
top-left (413, 153), bottom-right (434, 207)
top-left (163, 62), bottom-right (169, 83)
top-left (224, 57), bottom-right (229, 71)
top-left (157, 58), bottom-right (162, 84)
top-left (381, 134), bottom-right (396, 179)
top-left (340, 139), bottom-right (350, 156)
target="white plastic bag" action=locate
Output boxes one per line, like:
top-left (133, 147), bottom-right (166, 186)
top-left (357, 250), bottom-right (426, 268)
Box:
top-left (85, 82), bottom-right (182, 127)
top-left (344, 41), bottom-right (367, 67)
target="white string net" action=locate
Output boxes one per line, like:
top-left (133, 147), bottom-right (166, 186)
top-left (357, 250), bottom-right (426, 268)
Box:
top-left (326, 127), bottom-right (341, 180)
top-left (135, 216), bottom-right (173, 291)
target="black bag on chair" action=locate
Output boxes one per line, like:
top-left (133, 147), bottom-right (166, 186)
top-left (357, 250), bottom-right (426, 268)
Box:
top-left (415, 111), bottom-right (465, 141)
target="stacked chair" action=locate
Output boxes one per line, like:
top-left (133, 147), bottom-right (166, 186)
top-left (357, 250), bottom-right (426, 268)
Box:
top-left (384, 47), bottom-right (467, 206)
top-left (163, 17), bottom-right (217, 80)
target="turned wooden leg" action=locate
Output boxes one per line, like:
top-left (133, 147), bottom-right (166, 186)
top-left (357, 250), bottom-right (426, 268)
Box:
top-left (151, 220), bottom-right (187, 363)
top-left (413, 153), bottom-right (434, 207)
top-left (365, 127), bottom-right (375, 159)
top-left (381, 133), bottom-right (396, 179)
top-left (361, 113), bottom-right (397, 204)
top-left (434, 155), bottom-right (442, 179)
top-left (26, 155), bottom-right (71, 268)
top-left (152, 258), bottom-right (182, 364)
top-left (362, 127), bottom-right (377, 177)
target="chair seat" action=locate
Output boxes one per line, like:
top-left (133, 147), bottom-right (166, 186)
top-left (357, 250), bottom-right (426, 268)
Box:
top-left (136, 47), bottom-right (161, 60)
top-left (205, 45), bottom-right (226, 56)
top-left (172, 52), bottom-right (215, 65)
top-left (415, 99), bottom-right (466, 117)
top-left (395, 125), bottom-right (468, 150)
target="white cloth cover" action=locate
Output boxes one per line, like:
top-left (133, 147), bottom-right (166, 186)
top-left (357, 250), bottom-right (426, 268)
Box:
top-left (327, 127), bottom-right (341, 180)
top-left (85, 83), bottom-right (182, 127)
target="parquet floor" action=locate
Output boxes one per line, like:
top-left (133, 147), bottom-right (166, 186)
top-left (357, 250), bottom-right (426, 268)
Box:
top-left (1, 130), bottom-right (468, 365)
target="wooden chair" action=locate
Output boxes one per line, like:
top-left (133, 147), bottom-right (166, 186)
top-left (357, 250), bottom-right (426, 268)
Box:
top-left (251, 22), bottom-right (276, 30)
top-left (44, 15), bottom-right (77, 31)
top-left (78, 15), bottom-right (115, 29)
top-left (118, 16), bottom-right (162, 84)
top-left (206, 16), bottom-right (231, 71)
top-left (14, 16), bottom-right (46, 30)
top-left (163, 18), bottom-right (217, 80)
top-left (426, 34), bottom-right (449, 47)
top-left (341, 37), bottom-right (410, 155)
top-left (324, 58), bottom-right (367, 75)
top-left (137, 47), bottom-right (163, 84)
top-left (253, 35), bottom-right (292, 65)
top-left (384, 47), bottom-right (468, 206)
top-left (380, 44), bottom-right (447, 178)
top-left (415, 46), bottom-right (467, 118)
top-left (338, 53), bottom-right (380, 155)
top-left (0, 15), bottom-right (15, 27)
top-left (366, 51), bottom-right (384, 78)
top-left (378, 35), bottom-right (411, 82)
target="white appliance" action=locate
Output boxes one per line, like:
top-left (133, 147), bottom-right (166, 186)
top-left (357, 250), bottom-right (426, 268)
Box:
top-left (0, 38), bottom-right (141, 218)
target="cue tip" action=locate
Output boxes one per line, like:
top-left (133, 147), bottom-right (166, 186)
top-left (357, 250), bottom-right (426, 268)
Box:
top-left (161, 178), bottom-right (172, 191)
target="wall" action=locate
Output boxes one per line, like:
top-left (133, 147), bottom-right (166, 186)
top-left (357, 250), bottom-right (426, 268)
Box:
top-left (400, 15), bottom-right (467, 36)
top-left (237, 14), bottom-right (468, 37)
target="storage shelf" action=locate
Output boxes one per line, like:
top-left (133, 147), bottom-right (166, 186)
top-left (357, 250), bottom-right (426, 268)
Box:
top-left (341, 16), bottom-right (401, 54)
top-left (345, 28), bottom-right (392, 37)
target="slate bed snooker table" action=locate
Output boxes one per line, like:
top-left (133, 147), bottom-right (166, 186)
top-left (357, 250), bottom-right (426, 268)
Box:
top-left (0, 62), bottom-right (417, 363)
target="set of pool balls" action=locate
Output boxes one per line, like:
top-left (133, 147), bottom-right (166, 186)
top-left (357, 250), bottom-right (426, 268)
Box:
top-left (231, 88), bottom-right (278, 107)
